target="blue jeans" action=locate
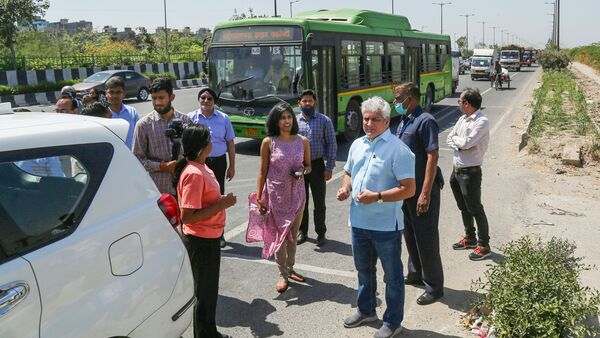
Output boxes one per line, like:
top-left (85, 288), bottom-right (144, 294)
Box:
top-left (351, 227), bottom-right (405, 328)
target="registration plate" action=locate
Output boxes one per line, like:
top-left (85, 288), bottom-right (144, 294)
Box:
top-left (245, 128), bottom-right (259, 137)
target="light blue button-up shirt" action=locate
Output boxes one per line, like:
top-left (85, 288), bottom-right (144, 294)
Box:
top-left (111, 104), bottom-right (139, 150)
top-left (343, 128), bottom-right (415, 231)
top-left (188, 108), bottom-right (235, 157)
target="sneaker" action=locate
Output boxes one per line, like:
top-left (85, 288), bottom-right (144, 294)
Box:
top-left (343, 311), bottom-right (378, 328)
top-left (373, 324), bottom-right (403, 338)
top-left (452, 236), bottom-right (477, 250)
top-left (469, 245), bottom-right (491, 261)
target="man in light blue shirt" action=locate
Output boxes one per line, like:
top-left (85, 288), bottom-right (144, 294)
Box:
top-left (337, 96), bottom-right (415, 338)
top-left (106, 76), bottom-right (139, 149)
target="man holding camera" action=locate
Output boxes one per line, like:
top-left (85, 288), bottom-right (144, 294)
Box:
top-left (133, 78), bottom-right (192, 195)
top-left (188, 87), bottom-right (236, 248)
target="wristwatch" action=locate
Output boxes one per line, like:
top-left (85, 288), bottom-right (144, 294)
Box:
top-left (377, 192), bottom-right (383, 203)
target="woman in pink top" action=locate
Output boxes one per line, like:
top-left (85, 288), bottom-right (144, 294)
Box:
top-left (174, 124), bottom-right (237, 338)
top-left (257, 102), bottom-right (311, 293)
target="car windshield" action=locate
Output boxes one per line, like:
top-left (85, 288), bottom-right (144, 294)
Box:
top-left (472, 57), bottom-right (490, 67)
top-left (501, 51), bottom-right (519, 59)
top-left (83, 72), bottom-right (111, 83)
top-left (208, 45), bottom-right (303, 101)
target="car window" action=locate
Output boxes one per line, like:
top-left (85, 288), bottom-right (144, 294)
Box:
top-left (124, 72), bottom-right (134, 80)
top-left (0, 143), bottom-right (113, 263)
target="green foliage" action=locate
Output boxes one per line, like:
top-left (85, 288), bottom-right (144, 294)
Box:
top-left (568, 44), bottom-right (600, 73)
top-left (529, 70), bottom-right (595, 139)
top-left (144, 72), bottom-right (176, 81)
top-left (0, 79), bottom-right (79, 96)
top-left (539, 49), bottom-right (571, 70)
top-left (473, 236), bottom-right (600, 338)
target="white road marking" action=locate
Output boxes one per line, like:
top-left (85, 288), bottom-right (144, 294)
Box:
top-left (223, 253), bottom-right (357, 278)
top-left (224, 221), bottom-right (249, 241)
top-left (490, 69), bottom-right (538, 136)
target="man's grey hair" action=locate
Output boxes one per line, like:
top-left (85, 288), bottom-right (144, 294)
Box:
top-left (361, 96), bottom-right (391, 119)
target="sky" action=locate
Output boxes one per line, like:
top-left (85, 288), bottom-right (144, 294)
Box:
top-left (42, 0), bottom-right (599, 49)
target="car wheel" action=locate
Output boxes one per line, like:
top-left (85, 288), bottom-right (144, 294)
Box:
top-left (343, 99), bottom-right (362, 142)
top-left (424, 85), bottom-right (434, 112)
top-left (137, 87), bottom-right (149, 101)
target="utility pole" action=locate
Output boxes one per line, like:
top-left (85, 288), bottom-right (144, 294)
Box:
top-left (163, 0), bottom-right (168, 57)
top-left (477, 20), bottom-right (486, 47)
top-left (490, 26), bottom-right (497, 48)
top-left (556, 0), bottom-right (560, 49)
top-left (545, 1), bottom-right (556, 47)
top-left (274, 0), bottom-right (278, 17)
top-left (433, 2), bottom-right (451, 34)
top-left (459, 14), bottom-right (475, 50)
top-left (392, 0), bottom-right (394, 14)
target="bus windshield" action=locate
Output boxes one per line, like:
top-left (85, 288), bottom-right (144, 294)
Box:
top-left (208, 45), bottom-right (303, 102)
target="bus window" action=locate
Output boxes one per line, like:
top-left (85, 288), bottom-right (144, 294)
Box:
top-left (366, 41), bottom-right (384, 85)
top-left (388, 41), bottom-right (405, 83)
top-left (428, 44), bottom-right (437, 72)
top-left (341, 40), bottom-right (362, 88)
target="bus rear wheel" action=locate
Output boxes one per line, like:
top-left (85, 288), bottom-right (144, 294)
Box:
top-left (424, 85), bottom-right (434, 112)
top-left (343, 99), bottom-right (362, 142)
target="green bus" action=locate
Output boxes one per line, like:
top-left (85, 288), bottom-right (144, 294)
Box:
top-left (206, 9), bottom-right (453, 141)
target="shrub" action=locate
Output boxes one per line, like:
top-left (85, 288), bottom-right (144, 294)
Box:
top-left (0, 80), bottom-right (80, 96)
top-left (144, 72), bottom-right (177, 81)
top-left (473, 236), bottom-right (600, 338)
top-left (539, 49), bottom-right (571, 70)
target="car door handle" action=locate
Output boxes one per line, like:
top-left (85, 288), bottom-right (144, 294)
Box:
top-left (0, 281), bottom-right (30, 317)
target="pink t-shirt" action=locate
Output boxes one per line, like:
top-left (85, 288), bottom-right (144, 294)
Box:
top-left (177, 161), bottom-right (225, 238)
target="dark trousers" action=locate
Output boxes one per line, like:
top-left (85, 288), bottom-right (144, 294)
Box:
top-left (450, 166), bottom-right (490, 246)
top-left (206, 154), bottom-right (227, 195)
top-left (300, 158), bottom-right (327, 236)
top-left (183, 234), bottom-right (222, 338)
top-left (402, 185), bottom-right (444, 296)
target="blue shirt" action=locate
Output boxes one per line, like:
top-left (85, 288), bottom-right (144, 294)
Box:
top-left (188, 108), bottom-right (235, 157)
top-left (396, 106), bottom-right (439, 186)
top-left (111, 104), bottom-right (139, 149)
top-left (297, 112), bottom-right (337, 171)
top-left (344, 129), bottom-right (415, 231)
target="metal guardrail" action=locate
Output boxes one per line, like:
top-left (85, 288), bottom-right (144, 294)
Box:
top-left (0, 52), bottom-right (203, 71)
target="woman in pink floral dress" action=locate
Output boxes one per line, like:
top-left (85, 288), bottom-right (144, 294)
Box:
top-left (256, 102), bottom-right (311, 293)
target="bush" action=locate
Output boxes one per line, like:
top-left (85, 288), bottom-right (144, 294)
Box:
top-left (0, 80), bottom-right (80, 96)
top-left (568, 44), bottom-right (600, 72)
top-left (144, 72), bottom-right (177, 81)
top-left (473, 236), bottom-right (600, 338)
top-left (539, 49), bottom-right (571, 70)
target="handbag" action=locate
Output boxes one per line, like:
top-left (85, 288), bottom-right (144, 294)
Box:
top-left (246, 192), bottom-right (267, 243)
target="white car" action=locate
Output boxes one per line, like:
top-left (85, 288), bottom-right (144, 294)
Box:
top-left (0, 107), bottom-right (194, 338)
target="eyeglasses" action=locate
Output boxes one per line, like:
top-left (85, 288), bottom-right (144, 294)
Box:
top-left (394, 96), bottom-right (409, 104)
top-left (199, 96), bottom-right (214, 101)
top-left (457, 99), bottom-right (467, 105)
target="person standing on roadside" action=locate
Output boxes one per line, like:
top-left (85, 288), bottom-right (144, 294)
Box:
top-left (296, 89), bottom-right (337, 247)
top-left (106, 76), bottom-right (139, 149)
top-left (392, 82), bottom-right (444, 306)
top-left (174, 124), bottom-right (236, 338)
top-left (188, 87), bottom-right (236, 248)
top-left (133, 78), bottom-right (192, 195)
top-left (337, 96), bottom-right (415, 338)
top-left (447, 88), bottom-right (492, 261)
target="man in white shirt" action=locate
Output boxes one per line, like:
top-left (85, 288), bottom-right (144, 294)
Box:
top-left (446, 88), bottom-right (491, 261)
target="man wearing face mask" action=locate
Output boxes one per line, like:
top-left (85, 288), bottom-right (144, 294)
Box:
top-left (296, 89), bottom-right (337, 247)
top-left (133, 77), bottom-right (193, 195)
top-left (392, 82), bottom-right (444, 306)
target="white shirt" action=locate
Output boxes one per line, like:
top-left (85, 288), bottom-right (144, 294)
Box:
top-left (447, 109), bottom-right (490, 168)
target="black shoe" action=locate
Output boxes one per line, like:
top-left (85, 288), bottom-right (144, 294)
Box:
top-left (316, 234), bottom-right (326, 247)
top-left (297, 232), bottom-right (308, 244)
top-left (416, 291), bottom-right (443, 305)
top-left (220, 236), bottom-right (227, 248)
top-left (404, 276), bottom-right (425, 286)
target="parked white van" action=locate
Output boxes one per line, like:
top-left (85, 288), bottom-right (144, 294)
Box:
top-left (0, 108), bottom-right (194, 338)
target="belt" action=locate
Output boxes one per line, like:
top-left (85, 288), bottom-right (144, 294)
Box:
top-left (206, 154), bottom-right (226, 163)
top-left (455, 166), bottom-right (481, 173)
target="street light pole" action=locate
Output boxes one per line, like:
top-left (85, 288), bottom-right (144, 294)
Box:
top-left (556, 0), bottom-right (560, 49)
top-left (477, 20), bottom-right (486, 47)
top-left (163, 0), bottom-right (168, 58)
top-left (459, 14), bottom-right (475, 50)
top-left (392, 0), bottom-right (394, 14)
top-left (289, 0), bottom-right (299, 17)
top-left (500, 29), bottom-right (505, 46)
top-left (274, 0), bottom-right (278, 17)
top-left (490, 26), bottom-right (497, 48)
top-left (432, 2), bottom-right (451, 34)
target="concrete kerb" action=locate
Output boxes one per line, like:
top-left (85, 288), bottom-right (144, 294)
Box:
top-left (0, 79), bottom-right (207, 108)
top-left (519, 73), bottom-right (544, 151)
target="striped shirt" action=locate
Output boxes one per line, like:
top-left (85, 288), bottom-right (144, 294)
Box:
top-left (297, 112), bottom-right (337, 171)
top-left (133, 110), bottom-right (193, 195)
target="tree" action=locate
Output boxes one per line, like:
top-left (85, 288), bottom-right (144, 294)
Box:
top-left (0, 0), bottom-right (49, 70)
top-left (456, 36), bottom-right (469, 56)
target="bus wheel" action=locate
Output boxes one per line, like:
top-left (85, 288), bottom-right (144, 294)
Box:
top-left (343, 99), bottom-right (362, 142)
top-left (424, 85), bottom-right (434, 112)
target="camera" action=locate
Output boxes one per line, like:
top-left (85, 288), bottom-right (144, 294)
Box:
top-left (164, 118), bottom-right (184, 140)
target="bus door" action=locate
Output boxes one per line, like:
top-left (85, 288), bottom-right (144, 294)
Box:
top-left (310, 47), bottom-right (336, 121)
top-left (406, 47), bottom-right (420, 84)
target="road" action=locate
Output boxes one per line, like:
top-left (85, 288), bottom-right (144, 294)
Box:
top-left (25, 67), bottom-right (542, 337)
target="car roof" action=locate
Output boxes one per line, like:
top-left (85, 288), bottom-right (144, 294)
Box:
top-left (0, 111), bottom-right (129, 143)
top-left (95, 70), bottom-right (134, 75)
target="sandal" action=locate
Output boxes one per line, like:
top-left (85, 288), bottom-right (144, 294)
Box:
top-left (276, 276), bottom-right (289, 293)
top-left (288, 270), bottom-right (305, 283)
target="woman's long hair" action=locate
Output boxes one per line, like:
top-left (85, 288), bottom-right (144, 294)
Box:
top-left (172, 124), bottom-right (211, 189)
